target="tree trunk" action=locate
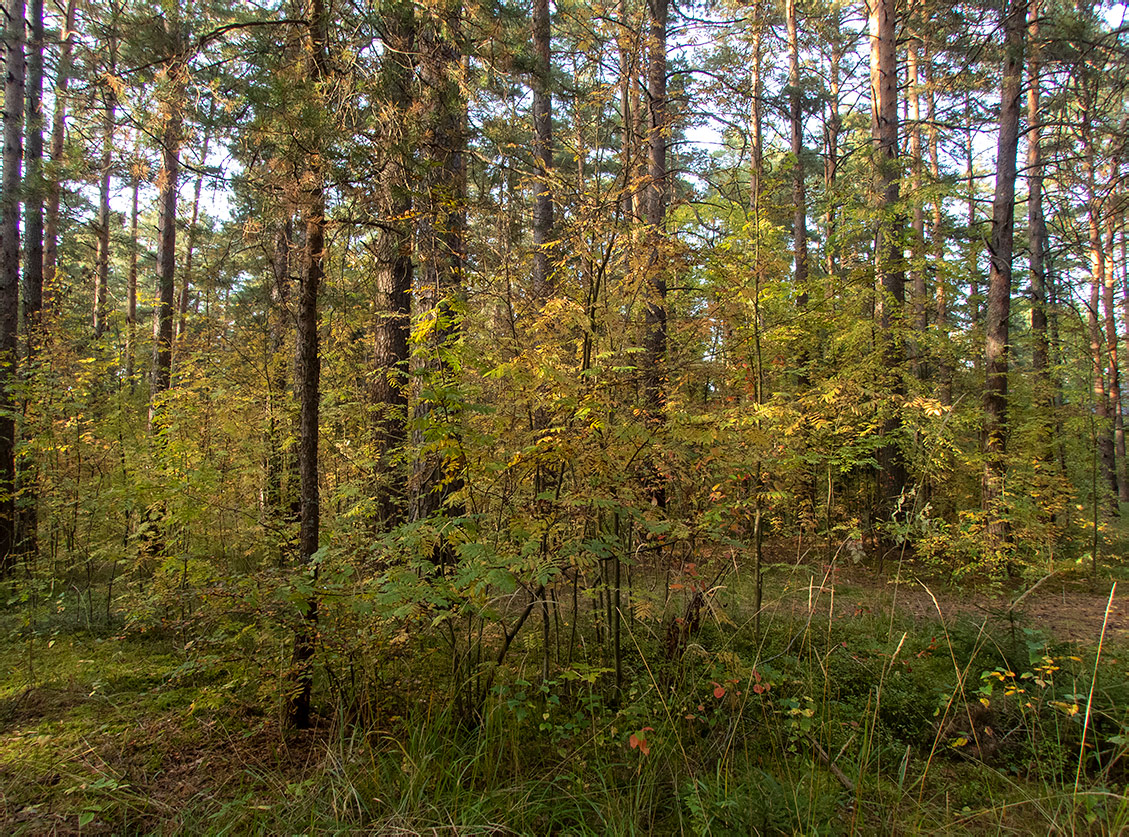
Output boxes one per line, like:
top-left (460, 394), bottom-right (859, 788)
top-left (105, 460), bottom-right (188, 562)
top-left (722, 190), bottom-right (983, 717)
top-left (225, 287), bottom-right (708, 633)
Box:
top-left (1027, 0), bottom-right (1049, 411)
top-left (148, 22), bottom-right (184, 431)
top-left (966, 92), bottom-right (981, 377)
top-left (907, 6), bottom-right (927, 376)
top-left (125, 147), bottom-right (142, 386)
top-left (1082, 84), bottom-right (1119, 513)
top-left (18, 0), bottom-right (45, 563)
top-left (411, 0), bottom-right (466, 542)
top-left (0, 0), bottom-right (26, 574)
top-left (982, 0), bottom-right (1025, 535)
top-left (23, 0), bottom-right (44, 338)
top-left (290, 0), bottom-right (329, 731)
top-left (176, 114), bottom-right (213, 342)
top-left (927, 48), bottom-right (950, 405)
top-left (93, 30), bottom-right (117, 339)
top-left (371, 0), bottom-right (414, 528)
top-left (1105, 209), bottom-right (1127, 502)
top-left (531, 0), bottom-right (554, 298)
top-left (823, 14), bottom-right (840, 286)
top-left (868, 0), bottom-right (905, 515)
top-left (642, 0), bottom-right (667, 418)
top-left (43, 0), bottom-right (77, 308)
top-left (786, 0), bottom-right (807, 308)
top-left (617, 0), bottom-right (638, 222)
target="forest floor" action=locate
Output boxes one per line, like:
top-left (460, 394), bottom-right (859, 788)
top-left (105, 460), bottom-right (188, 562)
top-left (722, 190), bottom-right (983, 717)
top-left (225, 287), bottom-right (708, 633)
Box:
top-left (1, 550), bottom-right (1127, 835)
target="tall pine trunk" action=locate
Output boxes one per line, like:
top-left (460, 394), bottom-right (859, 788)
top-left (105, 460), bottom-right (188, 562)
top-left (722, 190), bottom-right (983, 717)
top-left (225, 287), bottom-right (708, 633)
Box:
top-left (371, 0), bottom-right (414, 528)
top-left (148, 16), bottom-right (184, 431)
top-left (927, 49), bottom-right (950, 405)
top-left (531, 0), bottom-right (554, 298)
top-left (982, 0), bottom-right (1025, 536)
top-left (125, 146), bottom-right (143, 386)
top-left (93, 29), bottom-right (117, 339)
top-left (290, 0), bottom-right (329, 730)
top-left (43, 0), bottom-right (77, 307)
top-left (0, 0), bottom-right (26, 574)
top-left (1082, 82), bottom-right (1119, 512)
top-left (19, 0), bottom-right (45, 562)
top-left (907, 4), bottom-right (927, 377)
top-left (1027, 0), bottom-right (1049, 413)
top-left (411, 0), bottom-right (466, 542)
top-left (642, 0), bottom-right (667, 418)
top-left (176, 112), bottom-right (213, 342)
top-left (868, 0), bottom-right (905, 517)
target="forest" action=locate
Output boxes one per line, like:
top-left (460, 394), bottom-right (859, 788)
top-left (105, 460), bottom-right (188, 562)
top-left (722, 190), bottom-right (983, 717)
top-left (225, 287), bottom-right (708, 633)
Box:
top-left (1, 0), bottom-right (1128, 832)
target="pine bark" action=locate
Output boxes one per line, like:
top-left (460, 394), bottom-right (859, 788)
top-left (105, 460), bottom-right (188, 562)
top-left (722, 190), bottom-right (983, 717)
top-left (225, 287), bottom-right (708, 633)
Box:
top-left (531, 0), bottom-right (554, 298)
top-left (1027, 0), bottom-right (1048, 398)
top-left (371, 0), bottom-right (414, 528)
top-left (23, 0), bottom-right (44, 338)
top-left (411, 0), bottom-right (466, 537)
top-left (982, 0), bottom-right (1025, 531)
top-left (176, 116), bottom-right (213, 342)
top-left (907, 7), bottom-right (927, 374)
top-left (786, 0), bottom-right (807, 308)
top-left (290, 0), bottom-right (329, 731)
top-left (18, 0), bottom-right (45, 562)
top-left (93, 36), bottom-right (117, 339)
top-left (0, 0), bottom-right (26, 574)
top-left (642, 0), bottom-right (667, 418)
top-left (148, 16), bottom-right (184, 430)
top-left (43, 0), bottom-right (77, 306)
top-left (868, 0), bottom-right (905, 513)
top-left (1082, 83), bottom-right (1119, 511)
top-left (927, 49), bottom-right (951, 405)
top-left (823, 14), bottom-right (840, 285)
top-left (125, 151), bottom-right (142, 386)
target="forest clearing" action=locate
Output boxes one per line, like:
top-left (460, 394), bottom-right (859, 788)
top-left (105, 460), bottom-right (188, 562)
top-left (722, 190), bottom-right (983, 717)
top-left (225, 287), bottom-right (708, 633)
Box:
top-left (2, 0), bottom-right (1129, 832)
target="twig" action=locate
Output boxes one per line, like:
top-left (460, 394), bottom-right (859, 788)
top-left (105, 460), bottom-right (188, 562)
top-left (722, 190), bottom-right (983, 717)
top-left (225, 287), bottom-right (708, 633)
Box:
top-left (809, 735), bottom-right (855, 793)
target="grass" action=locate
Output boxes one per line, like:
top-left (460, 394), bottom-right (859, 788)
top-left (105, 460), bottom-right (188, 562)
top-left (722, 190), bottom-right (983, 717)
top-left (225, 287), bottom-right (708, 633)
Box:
top-left (1, 560), bottom-right (1127, 835)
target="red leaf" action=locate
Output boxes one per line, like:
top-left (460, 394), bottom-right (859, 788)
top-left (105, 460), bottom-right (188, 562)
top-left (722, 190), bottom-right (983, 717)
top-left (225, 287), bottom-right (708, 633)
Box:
top-left (713, 684), bottom-right (726, 699)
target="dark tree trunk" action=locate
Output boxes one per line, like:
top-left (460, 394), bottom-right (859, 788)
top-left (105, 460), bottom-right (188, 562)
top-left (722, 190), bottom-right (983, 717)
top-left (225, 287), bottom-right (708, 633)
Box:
top-left (43, 0), bottom-right (76, 307)
top-left (642, 0), bottom-right (667, 418)
top-left (411, 0), bottom-right (466, 540)
top-left (617, 0), bottom-right (639, 222)
top-left (823, 14), bottom-right (840, 286)
top-left (1105, 211), bottom-right (1127, 502)
top-left (19, 0), bottom-right (45, 562)
top-left (982, 0), bottom-right (1025, 533)
top-left (0, 0), bottom-right (26, 574)
top-left (371, 0), bottom-right (414, 528)
top-left (93, 33), bottom-right (117, 339)
top-left (23, 0), bottom-right (44, 337)
top-left (125, 150), bottom-right (142, 386)
top-left (1027, 0), bottom-right (1048, 394)
top-left (289, 0), bottom-right (329, 731)
top-left (531, 0), bottom-right (554, 298)
top-left (907, 5), bottom-right (927, 376)
top-left (148, 26), bottom-right (184, 431)
top-left (786, 0), bottom-right (807, 308)
top-left (966, 92), bottom-right (981, 378)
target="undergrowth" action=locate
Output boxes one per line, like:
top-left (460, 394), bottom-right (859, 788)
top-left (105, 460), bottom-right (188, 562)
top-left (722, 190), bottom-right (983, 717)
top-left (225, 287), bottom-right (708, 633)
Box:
top-left (1, 565), bottom-right (1127, 835)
